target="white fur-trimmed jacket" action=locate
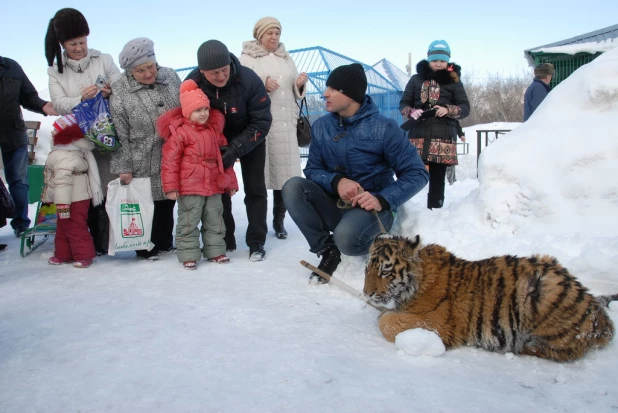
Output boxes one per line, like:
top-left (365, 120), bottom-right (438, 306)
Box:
top-left (42, 139), bottom-right (95, 205)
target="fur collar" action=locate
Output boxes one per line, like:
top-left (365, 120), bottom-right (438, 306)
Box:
top-left (416, 60), bottom-right (462, 84)
top-left (241, 40), bottom-right (289, 59)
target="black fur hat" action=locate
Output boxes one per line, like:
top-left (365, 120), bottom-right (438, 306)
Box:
top-left (45, 8), bottom-right (90, 74)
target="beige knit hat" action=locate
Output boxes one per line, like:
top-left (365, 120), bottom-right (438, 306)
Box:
top-left (253, 17), bottom-right (281, 41)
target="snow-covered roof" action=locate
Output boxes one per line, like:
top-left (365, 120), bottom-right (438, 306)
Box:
top-left (526, 24), bottom-right (618, 52)
top-left (372, 58), bottom-right (410, 92)
top-left (524, 24), bottom-right (618, 65)
top-left (534, 39), bottom-right (617, 55)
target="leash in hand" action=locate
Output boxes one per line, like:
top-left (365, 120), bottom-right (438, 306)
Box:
top-left (336, 188), bottom-right (387, 234)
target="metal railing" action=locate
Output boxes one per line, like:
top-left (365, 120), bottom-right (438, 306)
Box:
top-left (476, 129), bottom-right (512, 174)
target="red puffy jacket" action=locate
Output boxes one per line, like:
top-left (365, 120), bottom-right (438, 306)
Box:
top-left (157, 107), bottom-right (238, 196)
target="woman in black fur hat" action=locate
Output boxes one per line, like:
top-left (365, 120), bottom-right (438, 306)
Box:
top-left (399, 40), bottom-right (470, 209)
top-left (45, 8), bottom-right (122, 255)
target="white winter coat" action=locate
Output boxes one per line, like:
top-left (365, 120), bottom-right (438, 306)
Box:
top-left (47, 48), bottom-right (121, 196)
top-left (42, 139), bottom-right (95, 205)
top-left (239, 41), bottom-right (305, 190)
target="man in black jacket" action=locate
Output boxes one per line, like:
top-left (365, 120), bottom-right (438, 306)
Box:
top-left (186, 40), bottom-right (272, 261)
top-left (0, 56), bottom-right (57, 236)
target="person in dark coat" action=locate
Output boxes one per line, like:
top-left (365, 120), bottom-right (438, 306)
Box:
top-left (524, 63), bottom-right (554, 121)
top-left (0, 56), bottom-right (58, 237)
top-left (399, 40), bottom-right (470, 209)
top-left (186, 40), bottom-right (272, 262)
top-left (282, 63), bottom-right (429, 283)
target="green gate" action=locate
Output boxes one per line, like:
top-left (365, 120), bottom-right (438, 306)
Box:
top-left (529, 52), bottom-right (602, 88)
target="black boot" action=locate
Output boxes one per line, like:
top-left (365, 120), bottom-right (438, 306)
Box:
top-left (222, 193), bottom-right (236, 251)
top-left (273, 190), bottom-right (288, 240)
top-left (249, 244), bottom-right (266, 262)
top-left (427, 193), bottom-right (444, 210)
top-left (427, 163), bottom-right (447, 209)
top-left (309, 244), bottom-right (341, 284)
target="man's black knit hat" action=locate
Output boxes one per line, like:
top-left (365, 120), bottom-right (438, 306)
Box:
top-left (197, 40), bottom-right (231, 71)
top-left (326, 63), bottom-right (367, 104)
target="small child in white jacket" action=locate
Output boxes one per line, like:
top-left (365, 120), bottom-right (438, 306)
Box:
top-left (42, 115), bottom-right (103, 268)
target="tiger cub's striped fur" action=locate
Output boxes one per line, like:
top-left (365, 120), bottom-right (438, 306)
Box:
top-left (363, 234), bottom-right (617, 362)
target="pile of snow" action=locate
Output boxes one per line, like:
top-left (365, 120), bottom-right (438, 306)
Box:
top-left (395, 329), bottom-right (446, 357)
top-left (476, 47), bottom-right (618, 237)
top-left (456, 122), bottom-right (521, 182)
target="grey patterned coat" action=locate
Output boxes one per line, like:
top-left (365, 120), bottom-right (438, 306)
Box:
top-left (109, 67), bottom-right (181, 201)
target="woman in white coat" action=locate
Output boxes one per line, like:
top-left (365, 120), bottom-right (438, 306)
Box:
top-left (45, 7), bottom-right (121, 255)
top-left (240, 17), bottom-right (308, 240)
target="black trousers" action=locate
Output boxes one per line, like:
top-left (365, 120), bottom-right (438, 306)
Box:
top-left (222, 142), bottom-right (267, 248)
top-left (427, 162), bottom-right (447, 209)
top-left (87, 199), bottom-right (109, 254)
top-left (136, 198), bottom-right (176, 258)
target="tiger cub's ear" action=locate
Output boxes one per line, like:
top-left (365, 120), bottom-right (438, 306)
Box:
top-left (402, 235), bottom-right (421, 261)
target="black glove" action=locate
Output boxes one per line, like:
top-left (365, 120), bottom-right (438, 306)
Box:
top-left (220, 145), bottom-right (238, 169)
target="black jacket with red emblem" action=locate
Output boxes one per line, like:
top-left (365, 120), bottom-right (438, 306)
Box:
top-left (186, 53), bottom-right (272, 159)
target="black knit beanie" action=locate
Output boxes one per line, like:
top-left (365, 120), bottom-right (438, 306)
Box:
top-left (45, 8), bottom-right (90, 74)
top-left (326, 63), bottom-right (367, 104)
top-left (197, 40), bottom-right (232, 71)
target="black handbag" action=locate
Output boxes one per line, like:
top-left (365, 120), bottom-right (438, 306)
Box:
top-left (0, 178), bottom-right (15, 219)
top-left (296, 97), bottom-right (311, 148)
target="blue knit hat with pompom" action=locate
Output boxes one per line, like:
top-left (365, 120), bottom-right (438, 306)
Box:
top-left (427, 40), bottom-right (451, 62)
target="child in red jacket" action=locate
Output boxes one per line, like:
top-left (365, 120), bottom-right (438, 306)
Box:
top-left (157, 79), bottom-right (238, 270)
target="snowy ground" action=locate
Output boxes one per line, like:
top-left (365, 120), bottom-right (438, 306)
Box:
top-left (1, 48), bottom-right (618, 413)
top-left (1, 163), bottom-right (617, 413)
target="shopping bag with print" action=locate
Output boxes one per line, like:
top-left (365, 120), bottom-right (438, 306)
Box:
top-left (72, 93), bottom-right (121, 152)
top-left (106, 178), bottom-right (154, 255)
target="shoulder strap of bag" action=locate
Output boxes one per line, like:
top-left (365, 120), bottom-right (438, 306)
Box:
top-left (296, 97), bottom-right (309, 118)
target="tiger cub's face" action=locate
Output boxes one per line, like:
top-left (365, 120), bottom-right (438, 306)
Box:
top-left (363, 234), bottom-right (422, 309)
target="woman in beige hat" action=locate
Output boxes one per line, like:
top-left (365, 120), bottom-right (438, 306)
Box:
top-left (239, 16), bottom-right (308, 240)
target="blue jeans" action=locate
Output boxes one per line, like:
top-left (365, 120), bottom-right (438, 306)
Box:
top-left (282, 177), bottom-right (395, 256)
top-left (2, 145), bottom-right (30, 231)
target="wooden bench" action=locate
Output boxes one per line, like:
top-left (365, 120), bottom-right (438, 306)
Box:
top-left (25, 120), bottom-right (41, 165)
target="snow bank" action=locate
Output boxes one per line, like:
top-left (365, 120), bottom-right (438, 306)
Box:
top-left (476, 47), bottom-right (618, 236)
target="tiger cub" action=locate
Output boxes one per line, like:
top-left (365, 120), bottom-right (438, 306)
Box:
top-left (363, 234), bottom-right (617, 362)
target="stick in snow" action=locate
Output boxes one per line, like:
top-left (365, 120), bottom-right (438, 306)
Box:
top-left (300, 260), bottom-right (387, 312)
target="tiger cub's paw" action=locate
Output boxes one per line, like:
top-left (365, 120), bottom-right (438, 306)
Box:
top-left (378, 311), bottom-right (403, 342)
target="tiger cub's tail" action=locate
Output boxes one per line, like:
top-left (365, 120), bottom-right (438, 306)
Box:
top-left (596, 293), bottom-right (618, 308)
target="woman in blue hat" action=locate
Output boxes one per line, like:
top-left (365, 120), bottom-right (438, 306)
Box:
top-left (399, 40), bottom-right (470, 209)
